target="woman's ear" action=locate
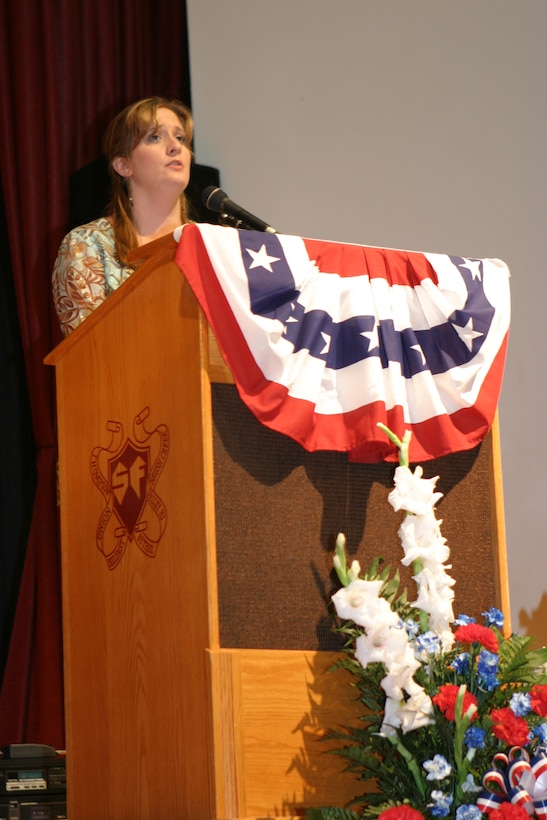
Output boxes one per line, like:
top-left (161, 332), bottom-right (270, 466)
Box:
top-left (112, 157), bottom-right (132, 178)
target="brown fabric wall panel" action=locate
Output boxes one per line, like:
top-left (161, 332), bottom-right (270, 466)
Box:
top-left (212, 384), bottom-right (496, 651)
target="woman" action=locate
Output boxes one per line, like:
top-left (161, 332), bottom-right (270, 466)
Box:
top-left (52, 96), bottom-right (194, 337)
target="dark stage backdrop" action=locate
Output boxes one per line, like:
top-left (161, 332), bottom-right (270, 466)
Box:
top-left (0, 0), bottom-right (192, 748)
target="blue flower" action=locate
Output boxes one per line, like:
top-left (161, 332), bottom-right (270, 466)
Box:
top-left (464, 726), bottom-right (486, 749)
top-left (451, 652), bottom-right (470, 674)
top-left (482, 607), bottom-right (504, 629)
top-left (456, 805), bottom-right (483, 820)
top-left (461, 774), bottom-right (482, 794)
top-left (533, 724), bottom-right (547, 742)
top-left (477, 649), bottom-right (499, 691)
top-left (510, 692), bottom-right (531, 717)
top-left (455, 614), bottom-right (476, 625)
top-left (415, 631), bottom-right (441, 656)
top-left (428, 790), bottom-right (453, 817)
top-left (404, 619), bottom-right (420, 639)
top-left (423, 754), bottom-right (452, 781)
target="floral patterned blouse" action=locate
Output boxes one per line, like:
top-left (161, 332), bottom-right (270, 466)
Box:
top-left (52, 217), bottom-right (135, 337)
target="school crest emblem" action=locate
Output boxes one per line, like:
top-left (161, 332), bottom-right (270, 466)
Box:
top-left (90, 407), bottom-right (169, 569)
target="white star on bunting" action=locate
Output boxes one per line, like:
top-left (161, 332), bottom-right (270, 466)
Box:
top-left (462, 259), bottom-right (482, 280)
top-left (320, 332), bottom-right (331, 355)
top-left (454, 318), bottom-right (483, 351)
top-left (411, 344), bottom-right (426, 365)
top-left (246, 244), bottom-right (280, 272)
top-left (361, 325), bottom-right (379, 351)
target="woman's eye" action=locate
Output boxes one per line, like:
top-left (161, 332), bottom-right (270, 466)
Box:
top-left (143, 130), bottom-right (186, 145)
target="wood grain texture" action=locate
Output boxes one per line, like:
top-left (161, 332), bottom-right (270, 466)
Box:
top-left (48, 238), bottom-right (219, 818)
top-left (208, 649), bottom-right (362, 818)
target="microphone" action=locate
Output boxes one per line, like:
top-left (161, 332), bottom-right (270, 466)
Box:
top-left (201, 186), bottom-right (278, 234)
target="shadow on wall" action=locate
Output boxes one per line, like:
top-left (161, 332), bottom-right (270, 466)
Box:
top-left (519, 594), bottom-right (547, 648)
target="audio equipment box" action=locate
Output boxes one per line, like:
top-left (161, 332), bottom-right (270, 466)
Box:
top-left (0, 746), bottom-right (66, 819)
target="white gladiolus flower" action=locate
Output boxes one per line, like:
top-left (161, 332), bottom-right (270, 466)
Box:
top-left (355, 627), bottom-right (410, 672)
top-left (398, 514), bottom-right (450, 566)
top-left (388, 465), bottom-right (443, 516)
top-left (348, 560), bottom-right (361, 581)
top-left (411, 559), bottom-right (456, 641)
top-left (331, 579), bottom-right (399, 630)
top-left (381, 688), bottom-right (434, 735)
top-left (381, 655), bottom-right (422, 700)
top-left (381, 696), bottom-right (404, 735)
top-left (331, 427), bottom-right (458, 741)
top-left (414, 567), bottom-right (455, 604)
top-left (398, 691), bottom-right (434, 733)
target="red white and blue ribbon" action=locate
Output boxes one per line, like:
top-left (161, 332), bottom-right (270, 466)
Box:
top-left (477, 746), bottom-right (547, 817)
top-left (174, 223), bottom-right (510, 463)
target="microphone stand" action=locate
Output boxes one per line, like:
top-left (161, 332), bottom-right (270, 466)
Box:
top-left (217, 212), bottom-right (264, 231)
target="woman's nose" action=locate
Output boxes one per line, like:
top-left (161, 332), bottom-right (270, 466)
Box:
top-left (167, 137), bottom-right (181, 154)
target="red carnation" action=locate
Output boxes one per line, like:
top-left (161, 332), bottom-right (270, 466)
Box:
top-left (379, 807), bottom-right (425, 820)
top-left (454, 623), bottom-right (499, 653)
top-left (487, 803), bottom-right (530, 820)
top-left (490, 707), bottom-right (530, 746)
top-left (433, 684), bottom-right (478, 721)
top-left (530, 684), bottom-right (547, 717)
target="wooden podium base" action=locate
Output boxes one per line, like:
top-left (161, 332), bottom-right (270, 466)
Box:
top-left (209, 649), bottom-right (362, 819)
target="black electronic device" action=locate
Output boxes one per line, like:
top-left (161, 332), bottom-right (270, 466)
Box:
top-left (0, 797), bottom-right (67, 819)
top-left (0, 747), bottom-right (57, 762)
top-left (0, 747), bottom-right (67, 820)
top-left (0, 759), bottom-right (65, 797)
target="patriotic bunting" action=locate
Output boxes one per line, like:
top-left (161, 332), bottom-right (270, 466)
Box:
top-left (174, 223), bottom-right (510, 463)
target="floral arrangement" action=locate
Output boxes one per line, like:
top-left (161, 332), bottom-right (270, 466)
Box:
top-left (307, 426), bottom-right (547, 820)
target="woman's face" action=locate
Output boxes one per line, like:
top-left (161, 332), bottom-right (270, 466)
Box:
top-left (115, 107), bottom-right (192, 196)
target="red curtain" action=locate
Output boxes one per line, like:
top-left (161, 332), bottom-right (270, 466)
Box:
top-left (0, 0), bottom-right (190, 747)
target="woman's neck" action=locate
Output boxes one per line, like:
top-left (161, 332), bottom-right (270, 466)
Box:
top-left (132, 196), bottom-right (184, 246)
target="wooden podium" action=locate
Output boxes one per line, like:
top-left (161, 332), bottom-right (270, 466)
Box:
top-left (45, 235), bottom-right (510, 820)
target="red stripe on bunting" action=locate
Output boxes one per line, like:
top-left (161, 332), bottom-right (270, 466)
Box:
top-left (303, 237), bottom-right (439, 286)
